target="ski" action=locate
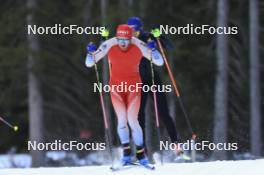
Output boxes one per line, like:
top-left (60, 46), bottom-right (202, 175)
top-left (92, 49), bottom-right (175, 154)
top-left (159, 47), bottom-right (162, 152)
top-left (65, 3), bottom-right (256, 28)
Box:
top-left (141, 163), bottom-right (155, 170)
top-left (110, 162), bottom-right (155, 171)
top-left (110, 165), bottom-right (135, 171)
top-left (131, 161), bottom-right (155, 170)
top-left (110, 162), bottom-right (139, 172)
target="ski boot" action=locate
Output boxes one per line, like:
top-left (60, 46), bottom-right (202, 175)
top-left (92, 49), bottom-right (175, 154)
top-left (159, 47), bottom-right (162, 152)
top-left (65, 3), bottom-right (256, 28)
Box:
top-left (121, 155), bottom-right (133, 166)
top-left (121, 143), bottom-right (133, 166)
top-left (136, 146), bottom-right (155, 170)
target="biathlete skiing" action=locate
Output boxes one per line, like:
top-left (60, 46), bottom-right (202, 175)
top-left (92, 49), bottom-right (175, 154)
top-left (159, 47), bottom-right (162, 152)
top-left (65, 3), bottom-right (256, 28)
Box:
top-left (85, 24), bottom-right (164, 169)
top-left (127, 17), bottom-right (190, 160)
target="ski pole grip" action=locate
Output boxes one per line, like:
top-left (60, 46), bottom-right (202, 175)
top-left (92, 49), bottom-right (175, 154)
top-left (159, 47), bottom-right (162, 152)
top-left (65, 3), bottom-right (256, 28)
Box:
top-left (101, 28), bottom-right (109, 38)
top-left (151, 28), bottom-right (161, 38)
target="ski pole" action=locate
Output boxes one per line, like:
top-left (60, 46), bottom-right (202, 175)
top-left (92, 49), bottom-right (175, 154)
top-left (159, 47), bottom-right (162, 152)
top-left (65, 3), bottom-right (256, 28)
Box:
top-left (149, 48), bottom-right (163, 165)
top-left (101, 29), bottom-right (112, 76)
top-left (89, 47), bottom-right (114, 166)
top-left (100, 29), bottom-right (115, 164)
top-left (151, 29), bottom-right (197, 141)
top-left (0, 116), bottom-right (19, 132)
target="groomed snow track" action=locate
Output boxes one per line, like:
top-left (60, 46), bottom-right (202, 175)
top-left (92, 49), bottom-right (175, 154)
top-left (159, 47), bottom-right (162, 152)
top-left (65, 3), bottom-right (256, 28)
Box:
top-left (0, 159), bottom-right (263, 175)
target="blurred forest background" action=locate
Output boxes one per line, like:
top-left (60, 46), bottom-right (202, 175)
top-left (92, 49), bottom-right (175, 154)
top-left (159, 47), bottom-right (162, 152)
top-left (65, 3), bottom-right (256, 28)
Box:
top-left (0, 0), bottom-right (263, 167)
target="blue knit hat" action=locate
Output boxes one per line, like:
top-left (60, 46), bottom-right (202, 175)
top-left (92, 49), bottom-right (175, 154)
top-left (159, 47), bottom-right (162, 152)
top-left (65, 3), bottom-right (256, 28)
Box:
top-left (127, 17), bottom-right (143, 31)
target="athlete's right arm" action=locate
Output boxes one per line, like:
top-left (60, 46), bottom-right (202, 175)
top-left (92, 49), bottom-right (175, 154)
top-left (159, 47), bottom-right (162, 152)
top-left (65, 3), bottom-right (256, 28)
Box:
top-left (131, 37), bottom-right (164, 66)
top-left (85, 38), bottom-right (117, 67)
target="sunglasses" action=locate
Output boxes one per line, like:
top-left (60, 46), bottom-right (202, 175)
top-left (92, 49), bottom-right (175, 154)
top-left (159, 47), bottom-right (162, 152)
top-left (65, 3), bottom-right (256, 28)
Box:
top-left (116, 38), bottom-right (130, 42)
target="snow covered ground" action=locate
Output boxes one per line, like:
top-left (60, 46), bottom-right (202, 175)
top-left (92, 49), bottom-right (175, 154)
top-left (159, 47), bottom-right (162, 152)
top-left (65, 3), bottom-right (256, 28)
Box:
top-left (0, 159), bottom-right (263, 175)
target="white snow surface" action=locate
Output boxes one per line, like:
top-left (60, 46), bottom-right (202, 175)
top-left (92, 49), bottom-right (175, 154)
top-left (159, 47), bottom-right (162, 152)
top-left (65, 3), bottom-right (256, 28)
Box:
top-left (0, 159), bottom-right (263, 175)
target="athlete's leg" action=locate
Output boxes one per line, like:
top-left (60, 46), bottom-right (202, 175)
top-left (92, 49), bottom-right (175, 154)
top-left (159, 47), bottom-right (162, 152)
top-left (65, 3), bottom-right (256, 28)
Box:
top-left (156, 90), bottom-right (178, 142)
top-left (110, 91), bottom-right (130, 144)
top-left (154, 73), bottom-right (178, 142)
top-left (127, 92), bottom-right (143, 146)
top-left (138, 89), bottom-right (148, 142)
top-left (127, 91), bottom-right (149, 161)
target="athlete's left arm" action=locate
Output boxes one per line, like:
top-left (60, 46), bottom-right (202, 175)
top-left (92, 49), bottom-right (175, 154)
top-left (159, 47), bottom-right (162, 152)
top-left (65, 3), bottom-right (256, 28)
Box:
top-left (85, 38), bottom-right (116, 67)
top-left (131, 37), bottom-right (164, 66)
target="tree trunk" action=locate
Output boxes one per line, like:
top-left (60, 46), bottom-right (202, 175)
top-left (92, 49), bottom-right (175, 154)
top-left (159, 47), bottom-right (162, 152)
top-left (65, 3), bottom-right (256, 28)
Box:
top-left (249, 0), bottom-right (261, 157)
top-left (100, 0), bottom-right (117, 151)
top-left (128, 0), bottom-right (134, 7)
top-left (100, 0), bottom-right (108, 86)
top-left (27, 0), bottom-right (44, 167)
top-left (213, 0), bottom-right (229, 160)
top-left (83, 0), bottom-right (93, 26)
